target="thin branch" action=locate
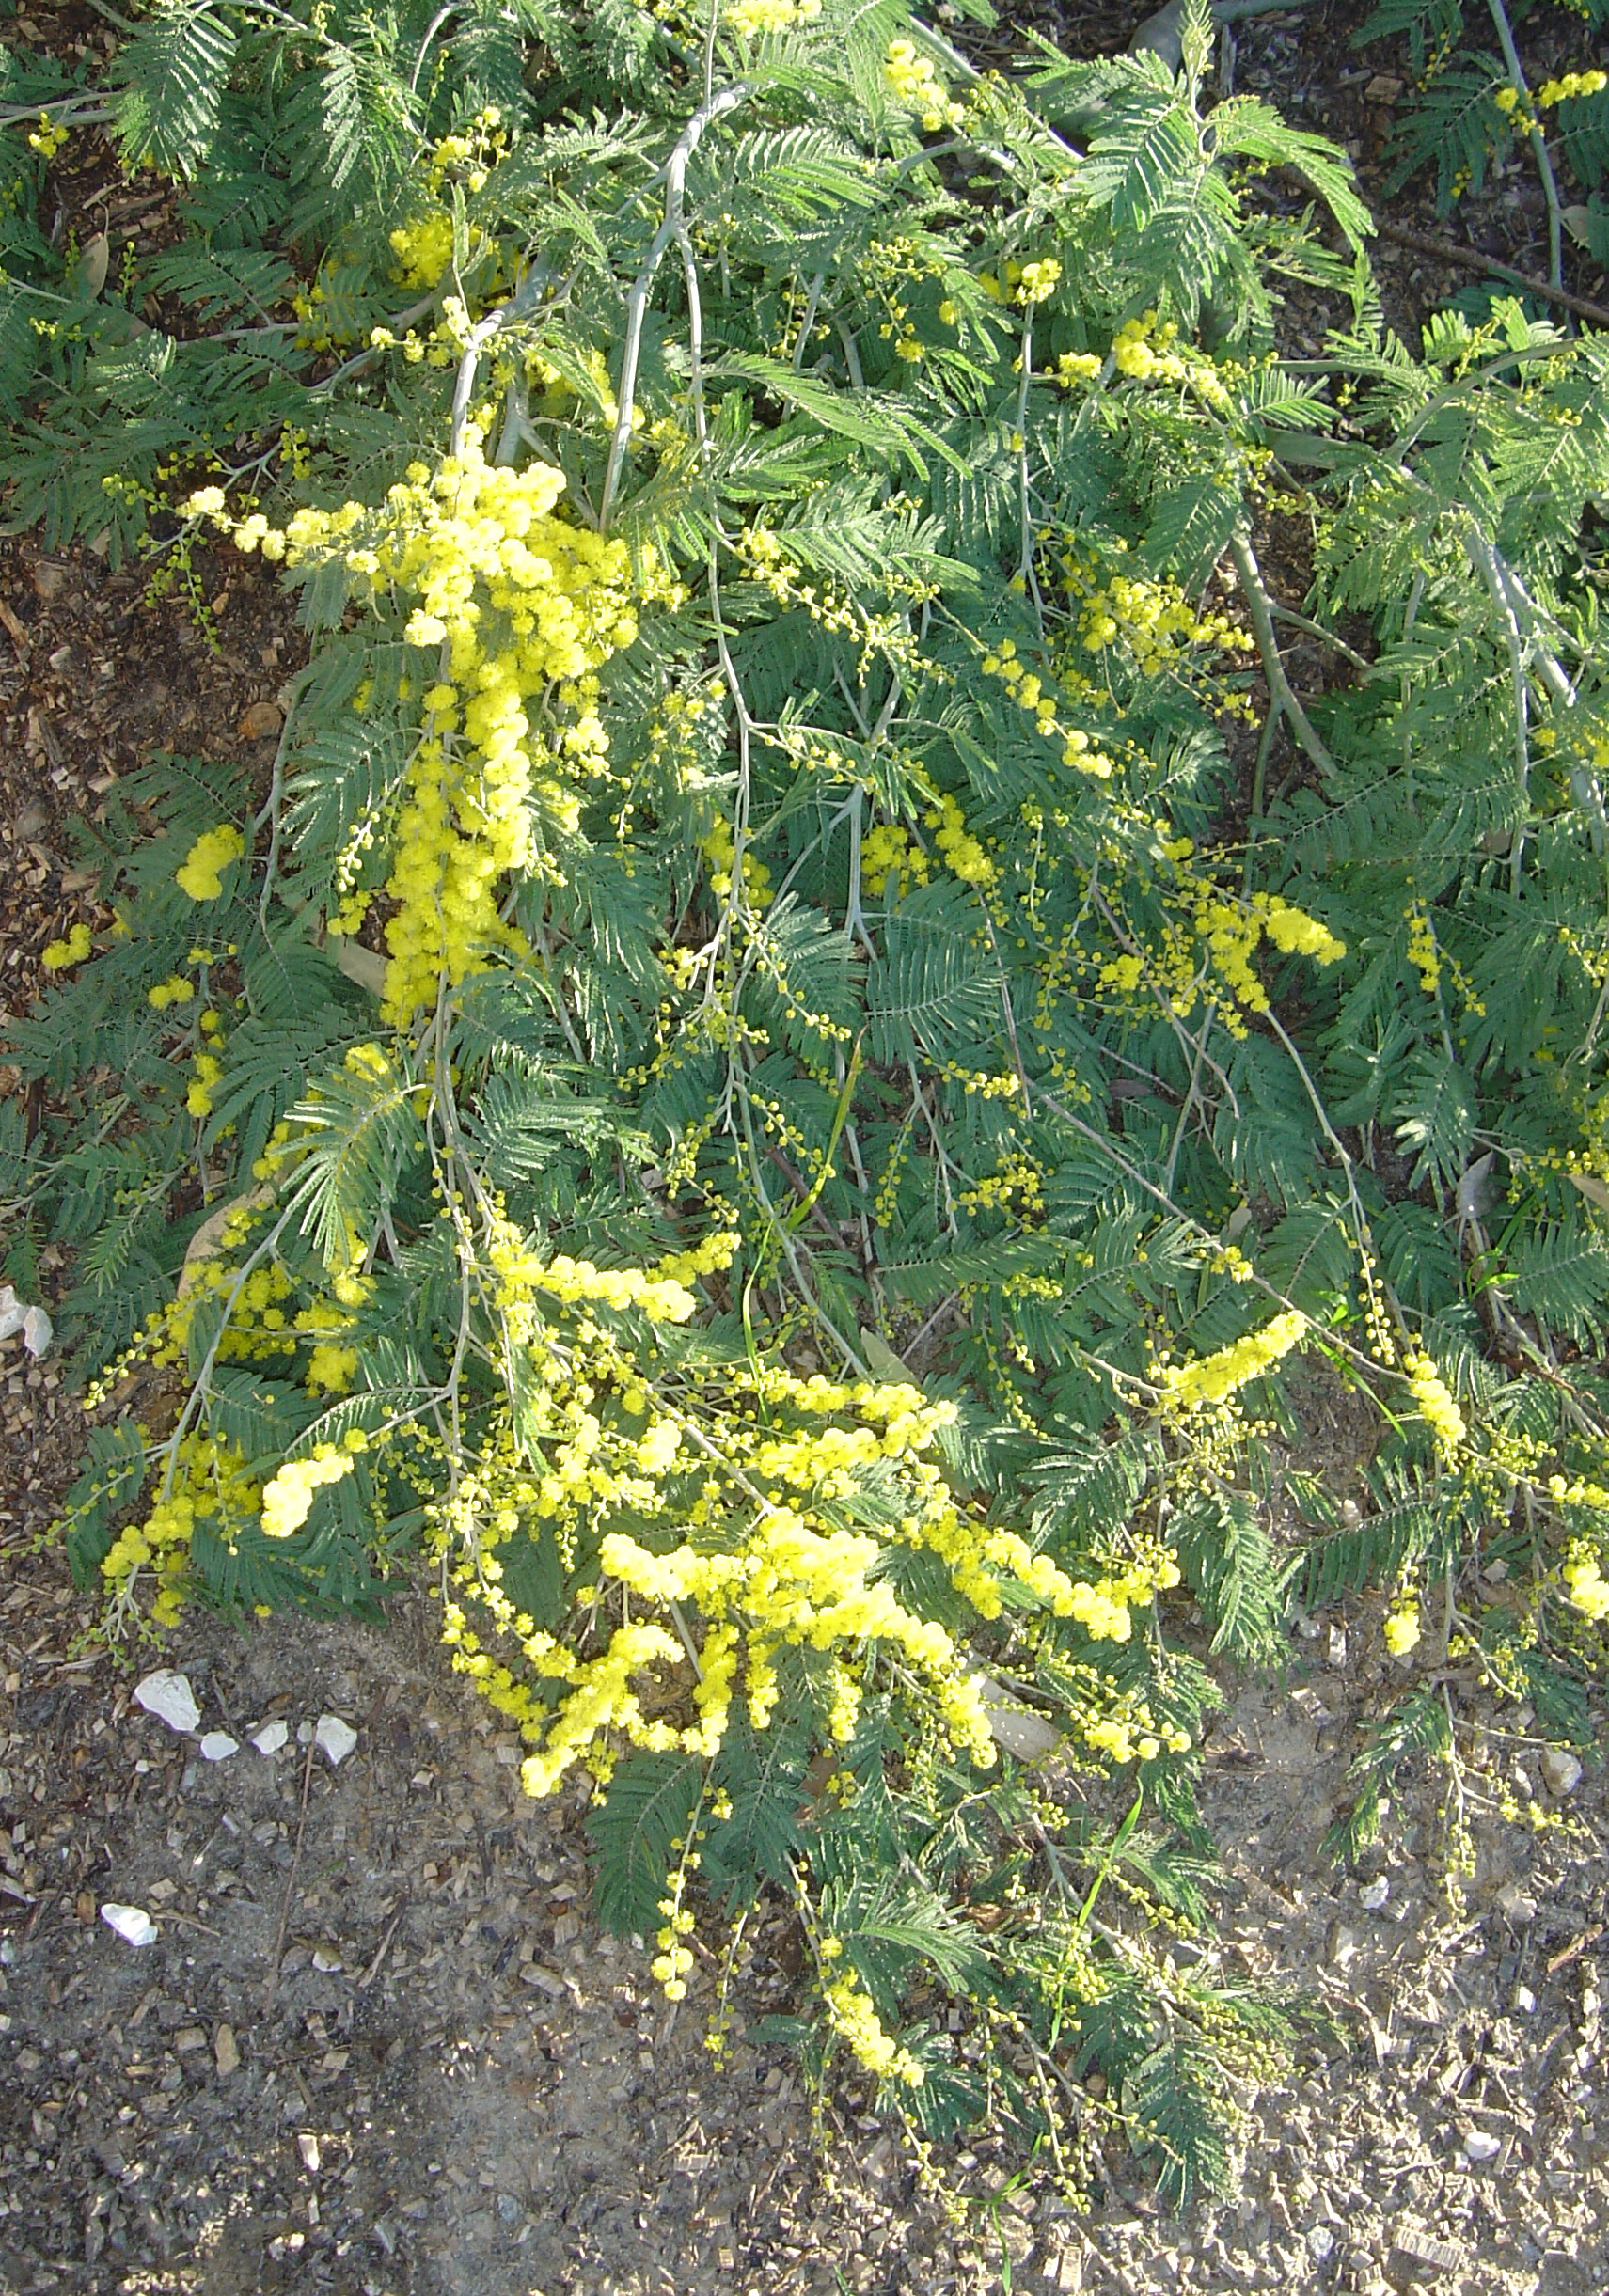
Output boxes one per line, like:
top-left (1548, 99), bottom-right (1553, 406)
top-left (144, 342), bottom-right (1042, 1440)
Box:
top-left (409, 2), bottom-right (460, 91)
top-left (1483, 0), bottom-right (1565, 289)
top-left (1228, 530), bottom-right (1336, 780)
top-left (598, 85), bottom-right (749, 530)
top-left (1465, 520), bottom-right (1531, 894)
top-left (792, 272), bottom-right (825, 372)
top-left (1269, 601), bottom-right (1372, 673)
top-left (1369, 218), bottom-right (1609, 330)
top-left (264, 1734), bottom-right (318, 2006)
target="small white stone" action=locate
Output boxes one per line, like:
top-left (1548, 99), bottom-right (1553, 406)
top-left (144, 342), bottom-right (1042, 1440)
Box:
top-left (1540, 1749), bottom-right (1584, 1796)
top-left (250, 1720), bottom-right (290, 1756)
top-left (199, 1732), bottom-right (239, 1762)
top-left (1359, 1876), bottom-right (1390, 1911)
top-left (1307, 2226), bottom-right (1335, 2260)
top-left (314, 1713), bottom-right (358, 1766)
top-left (974, 1675), bottom-right (1062, 1761)
top-left (1462, 2131), bottom-right (1502, 2163)
top-left (101, 1903), bottom-right (157, 1947)
top-left (1513, 1985), bottom-right (1537, 2014)
top-left (134, 1670), bottom-right (201, 1736)
top-left (297, 2131), bottom-right (322, 2173)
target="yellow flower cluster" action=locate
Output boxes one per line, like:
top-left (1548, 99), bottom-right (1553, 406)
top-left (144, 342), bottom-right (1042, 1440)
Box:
top-left (1159, 1310), bottom-right (1308, 1409)
top-left (929, 793), bottom-right (995, 885)
top-left (148, 973), bottom-right (195, 1010)
top-left (882, 39), bottom-right (967, 133)
top-left (102, 1434), bottom-right (262, 1628)
top-left (1382, 1599), bottom-right (1421, 1656)
top-left (306, 1341), bottom-right (361, 1392)
top-left (517, 1621), bottom-right (683, 1796)
top-left (952, 1526), bottom-right (1182, 1640)
top-left (1083, 1707), bottom-right (1193, 1764)
top-left (976, 256), bottom-right (1058, 303)
top-left (1405, 900), bottom-right (1440, 995)
top-left (982, 637), bottom-right (1118, 779)
top-left (861, 822), bottom-right (932, 898)
top-left (1055, 351), bottom-right (1104, 388)
top-left (1059, 543), bottom-right (1253, 680)
top-left (958, 1156), bottom-right (1046, 1220)
top-left (1194, 891), bottom-right (1345, 1015)
top-left (389, 211), bottom-right (456, 290)
top-left (186, 1006), bottom-right (228, 1117)
top-left (1499, 69), bottom-right (1607, 116)
top-left (386, 109), bottom-right (507, 286)
top-left (823, 1972), bottom-right (925, 2087)
top-left (1537, 68), bottom-right (1607, 103)
top-left (427, 106), bottom-right (505, 195)
top-left (260, 1441), bottom-right (359, 1539)
top-left (703, 817), bottom-right (774, 910)
top-left (177, 825), bottom-right (246, 901)
top-left (194, 441), bottom-right (669, 1024)
top-left (1404, 1349), bottom-right (1464, 1463)
top-left (598, 1500), bottom-right (989, 1765)
top-left (726, 0), bottom-right (820, 30)
top-left (1561, 1546), bottom-right (1609, 1622)
top-left (425, 1281), bottom-right (1191, 1805)
top-left (131, 1235), bottom-right (297, 1375)
top-left (1109, 310), bottom-right (1230, 409)
top-left (42, 921), bottom-right (92, 970)
top-left (26, 115), bottom-right (70, 158)
top-left (1015, 258), bottom-right (1062, 306)
top-left (487, 1212), bottom-right (732, 1329)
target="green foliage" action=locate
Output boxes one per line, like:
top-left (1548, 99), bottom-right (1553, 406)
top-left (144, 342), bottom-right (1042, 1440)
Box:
top-left (1356, 0), bottom-right (1609, 221)
top-left (3, 0), bottom-right (1607, 2214)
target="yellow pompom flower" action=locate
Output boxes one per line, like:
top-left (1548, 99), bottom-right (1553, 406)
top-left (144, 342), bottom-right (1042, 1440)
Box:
top-left (176, 826), bottom-right (246, 901)
top-left (260, 1446), bottom-right (356, 1539)
top-left (1403, 1349), bottom-right (1464, 1463)
top-left (1561, 1547), bottom-right (1609, 1622)
top-left (1159, 1311), bottom-right (1307, 1409)
top-left (1382, 1601), bottom-right (1421, 1657)
top-left (42, 921), bottom-right (93, 970)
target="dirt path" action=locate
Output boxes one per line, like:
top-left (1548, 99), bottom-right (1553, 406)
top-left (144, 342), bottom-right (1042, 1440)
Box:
top-left (2, 1496), bottom-right (1604, 2296)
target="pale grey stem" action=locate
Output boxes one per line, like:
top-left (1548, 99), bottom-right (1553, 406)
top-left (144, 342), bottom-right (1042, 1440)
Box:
top-left (793, 272), bottom-right (826, 371)
top-left (493, 374), bottom-right (529, 467)
top-left (1485, 0), bottom-right (1565, 288)
top-left (1491, 548), bottom-right (1578, 706)
top-left (844, 781), bottom-right (872, 955)
top-left (1229, 529), bottom-right (1336, 780)
top-left (598, 86), bottom-right (749, 531)
top-left (1486, 545), bottom-right (1605, 850)
top-left (1269, 601), bottom-right (1372, 673)
top-left (252, 695), bottom-right (301, 930)
top-left (409, 2), bottom-right (460, 90)
top-left (839, 1107), bottom-right (881, 1313)
top-left (1466, 523), bottom-right (1531, 893)
top-left (1017, 306), bottom-right (1035, 582)
top-left (0, 97), bottom-right (113, 124)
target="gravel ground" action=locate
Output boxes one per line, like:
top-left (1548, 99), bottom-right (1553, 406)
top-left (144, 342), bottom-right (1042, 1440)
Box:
top-left (1, 1540), bottom-right (1604, 2296)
